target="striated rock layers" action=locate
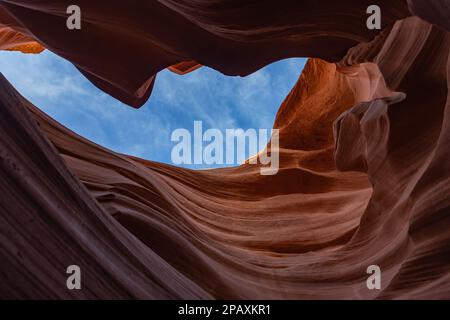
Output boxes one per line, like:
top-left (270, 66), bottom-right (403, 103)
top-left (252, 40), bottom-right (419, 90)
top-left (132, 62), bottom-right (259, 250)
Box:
top-left (0, 1), bottom-right (450, 299)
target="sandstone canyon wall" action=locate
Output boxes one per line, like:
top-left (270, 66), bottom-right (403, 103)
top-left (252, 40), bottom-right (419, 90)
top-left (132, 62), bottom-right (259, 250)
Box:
top-left (0, 1), bottom-right (449, 299)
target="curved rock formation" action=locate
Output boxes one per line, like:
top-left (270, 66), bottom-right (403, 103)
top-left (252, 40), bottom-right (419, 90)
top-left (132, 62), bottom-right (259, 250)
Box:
top-left (0, 1), bottom-right (449, 299)
top-left (0, 0), bottom-right (411, 106)
top-left (0, 7), bottom-right (43, 53)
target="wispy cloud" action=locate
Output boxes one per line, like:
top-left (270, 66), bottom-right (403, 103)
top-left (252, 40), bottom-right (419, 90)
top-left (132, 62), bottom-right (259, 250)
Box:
top-left (0, 50), bottom-right (306, 168)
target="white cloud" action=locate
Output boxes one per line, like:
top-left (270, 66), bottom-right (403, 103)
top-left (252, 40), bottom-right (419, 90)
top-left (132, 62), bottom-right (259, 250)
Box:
top-left (0, 50), bottom-right (306, 168)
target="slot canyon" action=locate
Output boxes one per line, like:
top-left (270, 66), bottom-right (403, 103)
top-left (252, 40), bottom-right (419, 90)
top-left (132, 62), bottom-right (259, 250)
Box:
top-left (0, 1), bottom-right (449, 299)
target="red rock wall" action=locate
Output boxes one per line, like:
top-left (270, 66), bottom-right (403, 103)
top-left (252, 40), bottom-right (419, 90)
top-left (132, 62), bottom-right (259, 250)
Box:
top-left (0, 1), bottom-right (449, 299)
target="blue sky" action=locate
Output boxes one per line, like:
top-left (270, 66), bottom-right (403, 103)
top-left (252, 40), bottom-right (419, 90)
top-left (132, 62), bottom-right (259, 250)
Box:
top-left (0, 50), bottom-right (306, 169)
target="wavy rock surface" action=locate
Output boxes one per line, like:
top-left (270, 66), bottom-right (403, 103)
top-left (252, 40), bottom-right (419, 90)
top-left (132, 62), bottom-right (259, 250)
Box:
top-left (0, 7), bottom-right (43, 53)
top-left (0, 1), bottom-right (449, 299)
top-left (0, 0), bottom-right (411, 106)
